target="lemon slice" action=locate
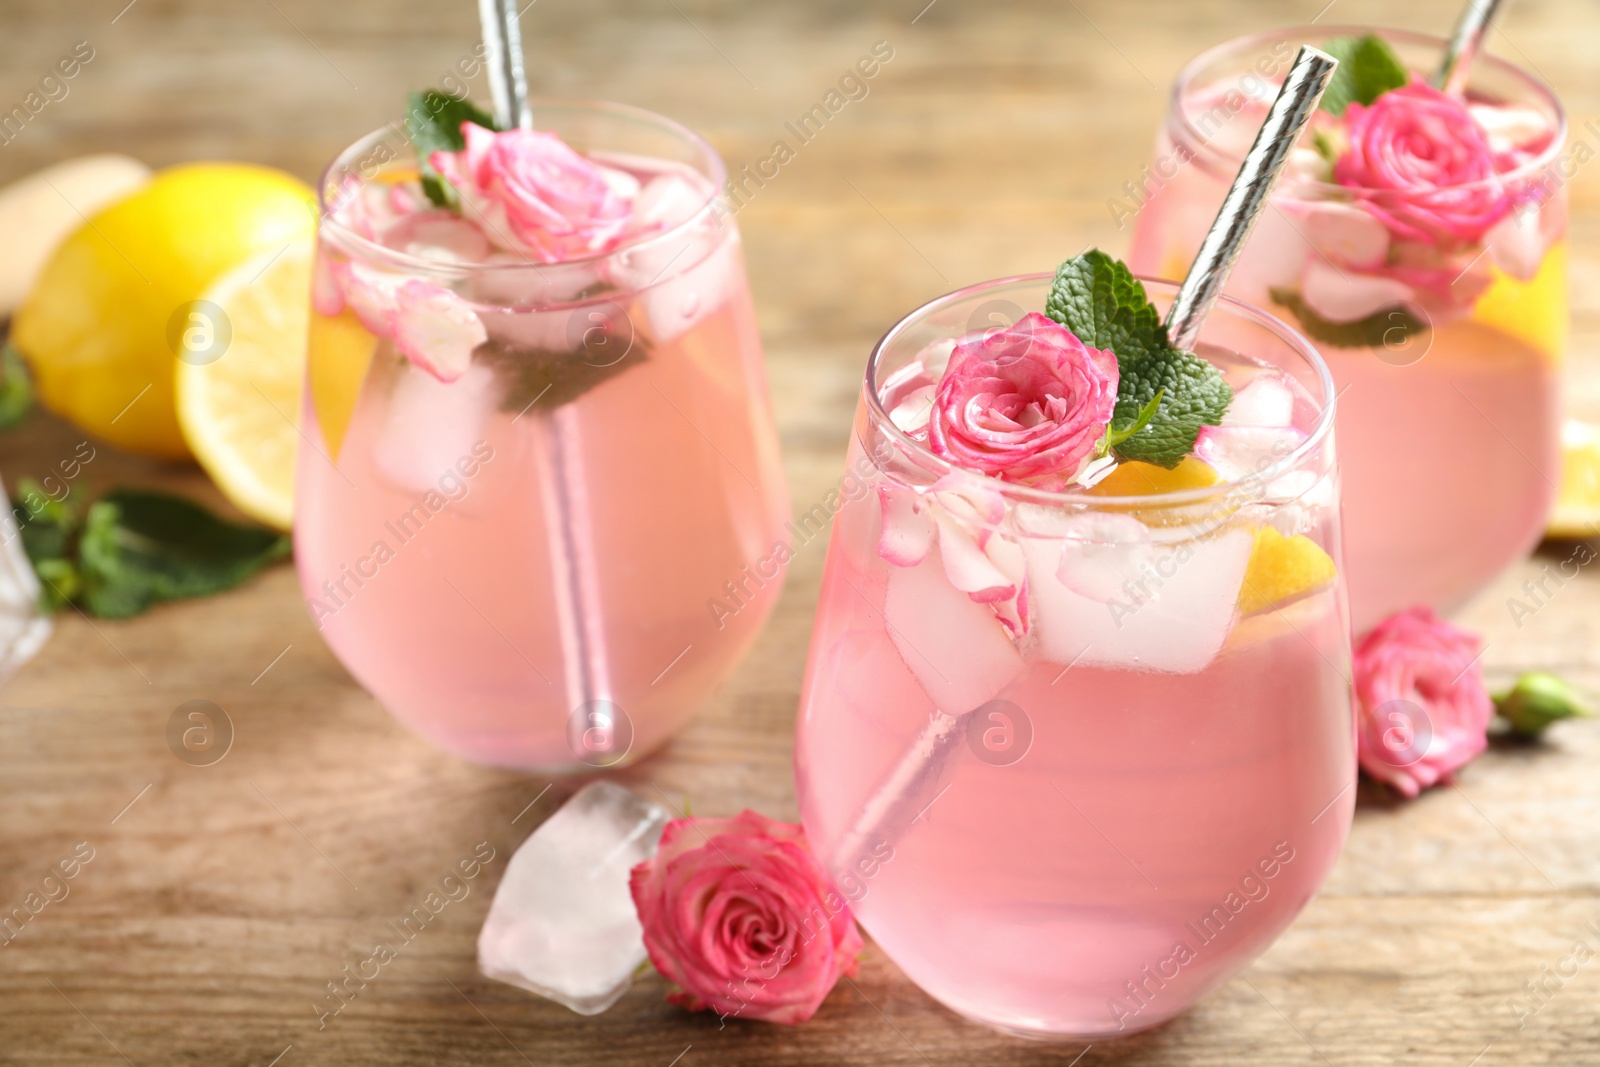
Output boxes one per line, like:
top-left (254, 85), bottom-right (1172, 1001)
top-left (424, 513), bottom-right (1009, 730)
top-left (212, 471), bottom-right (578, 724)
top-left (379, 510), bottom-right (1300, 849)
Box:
top-left (306, 306), bottom-right (377, 462)
top-left (175, 241), bottom-right (312, 530)
top-left (1088, 457), bottom-right (1221, 497)
top-left (1548, 419), bottom-right (1600, 540)
top-left (1237, 526), bottom-right (1336, 615)
top-left (1472, 240), bottom-right (1568, 362)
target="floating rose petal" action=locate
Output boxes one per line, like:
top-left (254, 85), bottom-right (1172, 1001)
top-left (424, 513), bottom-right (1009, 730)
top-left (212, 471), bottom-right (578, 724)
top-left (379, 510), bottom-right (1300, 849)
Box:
top-left (1052, 512), bottom-right (1157, 604)
top-left (392, 281), bottom-right (488, 383)
top-left (935, 513), bottom-right (1014, 603)
top-left (337, 259), bottom-right (405, 337)
top-left (877, 484), bottom-right (934, 567)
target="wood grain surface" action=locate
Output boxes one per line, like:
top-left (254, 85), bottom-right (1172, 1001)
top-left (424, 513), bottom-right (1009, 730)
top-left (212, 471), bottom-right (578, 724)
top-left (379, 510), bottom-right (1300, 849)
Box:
top-left (2, 0), bottom-right (1598, 1063)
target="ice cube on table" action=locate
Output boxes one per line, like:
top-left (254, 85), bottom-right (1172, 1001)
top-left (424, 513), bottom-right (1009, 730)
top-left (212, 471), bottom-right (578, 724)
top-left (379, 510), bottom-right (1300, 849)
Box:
top-left (883, 548), bottom-right (1023, 713)
top-left (1016, 504), bottom-right (1253, 674)
top-left (0, 491), bottom-right (52, 681)
top-left (478, 781), bottom-right (670, 1015)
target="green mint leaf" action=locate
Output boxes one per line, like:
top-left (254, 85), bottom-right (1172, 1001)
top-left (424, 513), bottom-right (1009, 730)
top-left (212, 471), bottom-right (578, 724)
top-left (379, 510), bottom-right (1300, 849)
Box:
top-left (1270, 287), bottom-right (1429, 350)
top-left (11, 478), bottom-right (82, 613)
top-left (1100, 388), bottom-right (1164, 455)
top-left (479, 336), bottom-right (653, 413)
top-left (1045, 250), bottom-right (1232, 469)
top-left (406, 89), bottom-right (498, 209)
top-left (1311, 128), bottom-right (1339, 165)
top-left (0, 342), bottom-right (34, 430)
top-left (1319, 34), bottom-right (1409, 116)
top-left (77, 490), bottom-right (289, 618)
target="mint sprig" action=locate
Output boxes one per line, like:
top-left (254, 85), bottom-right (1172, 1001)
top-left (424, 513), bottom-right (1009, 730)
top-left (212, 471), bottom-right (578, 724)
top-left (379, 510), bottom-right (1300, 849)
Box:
top-left (11, 485), bottom-right (289, 618)
top-left (1319, 34), bottom-right (1409, 116)
top-left (405, 89), bottom-right (499, 209)
top-left (1045, 250), bottom-right (1232, 469)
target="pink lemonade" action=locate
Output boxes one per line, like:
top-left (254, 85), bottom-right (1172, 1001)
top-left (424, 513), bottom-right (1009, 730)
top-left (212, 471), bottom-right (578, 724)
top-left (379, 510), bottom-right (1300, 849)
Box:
top-left (1127, 28), bottom-right (1566, 633)
top-left (795, 276), bottom-right (1355, 1038)
top-left (295, 101), bottom-right (787, 770)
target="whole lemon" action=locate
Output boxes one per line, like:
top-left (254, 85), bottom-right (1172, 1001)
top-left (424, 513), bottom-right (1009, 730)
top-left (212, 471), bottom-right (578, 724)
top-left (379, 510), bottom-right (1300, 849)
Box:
top-left (12, 163), bottom-right (316, 458)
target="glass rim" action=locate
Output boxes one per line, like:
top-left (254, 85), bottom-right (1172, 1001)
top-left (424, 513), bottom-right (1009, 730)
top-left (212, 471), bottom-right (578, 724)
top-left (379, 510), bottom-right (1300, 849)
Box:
top-left (315, 96), bottom-right (730, 275)
top-left (1169, 24), bottom-right (1568, 197)
top-left (862, 272), bottom-right (1339, 510)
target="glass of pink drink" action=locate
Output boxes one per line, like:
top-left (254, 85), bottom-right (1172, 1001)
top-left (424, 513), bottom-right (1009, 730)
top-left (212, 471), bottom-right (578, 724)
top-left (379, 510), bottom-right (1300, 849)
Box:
top-left (296, 100), bottom-right (788, 771)
top-left (795, 274), bottom-right (1354, 1038)
top-left (1128, 27), bottom-right (1566, 633)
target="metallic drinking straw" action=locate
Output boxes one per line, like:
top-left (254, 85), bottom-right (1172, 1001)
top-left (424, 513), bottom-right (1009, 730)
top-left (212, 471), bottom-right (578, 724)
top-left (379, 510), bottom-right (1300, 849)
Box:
top-left (1436, 0), bottom-right (1507, 96)
top-left (1164, 45), bottom-right (1338, 352)
top-left (479, 0), bottom-right (533, 128)
top-left (829, 46), bottom-right (1339, 878)
top-left (478, 0), bottom-right (621, 762)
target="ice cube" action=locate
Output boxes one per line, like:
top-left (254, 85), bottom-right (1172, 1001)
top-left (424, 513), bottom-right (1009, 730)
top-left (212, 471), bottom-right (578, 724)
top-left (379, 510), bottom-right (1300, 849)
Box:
top-left (1194, 425), bottom-right (1307, 484)
top-left (372, 359), bottom-right (500, 492)
top-left (1048, 512), bottom-right (1157, 603)
top-left (1298, 257), bottom-right (1414, 324)
top-left (384, 210), bottom-right (492, 264)
top-left (630, 170), bottom-right (706, 234)
top-left (1298, 200), bottom-right (1388, 270)
top-left (883, 549), bottom-right (1023, 713)
top-left (1469, 104), bottom-right (1550, 157)
top-left (1486, 207), bottom-right (1545, 282)
top-left (1015, 504), bottom-right (1253, 674)
top-left (0, 491), bottom-right (52, 681)
top-left (1222, 372), bottom-right (1295, 428)
top-left (629, 231), bottom-right (740, 345)
top-left (887, 384), bottom-right (934, 433)
top-left (478, 781), bottom-right (669, 1015)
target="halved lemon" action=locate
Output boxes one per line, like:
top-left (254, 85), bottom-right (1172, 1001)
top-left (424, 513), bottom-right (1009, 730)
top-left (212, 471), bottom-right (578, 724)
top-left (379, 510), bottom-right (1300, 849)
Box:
top-left (175, 241), bottom-right (312, 530)
top-left (1547, 419), bottom-right (1600, 540)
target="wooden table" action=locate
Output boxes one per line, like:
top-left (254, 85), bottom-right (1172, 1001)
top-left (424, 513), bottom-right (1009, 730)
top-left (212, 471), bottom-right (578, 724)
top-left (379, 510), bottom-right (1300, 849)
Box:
top-left (2, 0), bottom-right (1598, 1062)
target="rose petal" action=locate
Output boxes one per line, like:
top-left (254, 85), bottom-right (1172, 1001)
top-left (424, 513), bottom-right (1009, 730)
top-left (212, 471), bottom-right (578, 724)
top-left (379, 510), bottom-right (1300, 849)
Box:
top-left (392, 281), bottom-right (488, 383)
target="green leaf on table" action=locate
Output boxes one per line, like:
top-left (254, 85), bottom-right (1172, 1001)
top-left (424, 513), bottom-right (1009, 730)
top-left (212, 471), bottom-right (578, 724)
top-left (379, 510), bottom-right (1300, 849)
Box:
top-left (0, 342), bottom-right (34, 430)
top-left (1319, 34), bottom-right (1410, 116)
top-left (1269, 287), bottom-right (1430, 351)
top-left (75, 490), bottom-right (290, 619)
top-left (406, 89), bottom-right (499, 209)
top-left (1045, 250), bottom-right (1232, 469)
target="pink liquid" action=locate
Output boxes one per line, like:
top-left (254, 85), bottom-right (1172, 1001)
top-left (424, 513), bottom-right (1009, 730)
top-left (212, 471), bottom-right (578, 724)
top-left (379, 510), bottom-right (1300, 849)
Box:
top-left (796, 339), bottom-right (1355, 1037)
top-left (296, 157), bottom-right (787, 770)
top-left (1128, 108), bottom-right (1563, 633)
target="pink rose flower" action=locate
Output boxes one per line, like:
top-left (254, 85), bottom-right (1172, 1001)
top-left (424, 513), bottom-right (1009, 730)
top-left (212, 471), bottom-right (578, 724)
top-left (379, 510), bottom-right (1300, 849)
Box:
top-left (430, 122), bottom-right (633, 263)
top-left (925, 311), bottom-right (1119, 489)
top-left (1334, 79), bottom-right (1511, 247)
top-left (629, 810), bottom-right (862, 1025)
top-left (1354, 607), bottom-right (1493, 798)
